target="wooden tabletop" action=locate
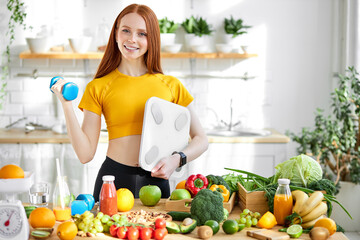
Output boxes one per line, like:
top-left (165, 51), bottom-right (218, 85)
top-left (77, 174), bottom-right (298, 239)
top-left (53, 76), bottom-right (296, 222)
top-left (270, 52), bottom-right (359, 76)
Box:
top-left (29, 199), bottom-right (348, 240)
top-left (0, 128), bottom-right (290, 144)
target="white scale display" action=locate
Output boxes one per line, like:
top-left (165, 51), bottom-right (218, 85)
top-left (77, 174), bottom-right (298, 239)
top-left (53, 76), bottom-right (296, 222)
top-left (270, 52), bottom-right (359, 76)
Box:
top-left (0, 201), bottom-right (27, 239)
top-left (0, 171), bottom-right (33, 240)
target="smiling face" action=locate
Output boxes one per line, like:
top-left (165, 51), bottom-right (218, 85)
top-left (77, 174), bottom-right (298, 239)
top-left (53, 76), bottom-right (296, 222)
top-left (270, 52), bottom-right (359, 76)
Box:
top-left (116, 13), bottom-right (148, 61)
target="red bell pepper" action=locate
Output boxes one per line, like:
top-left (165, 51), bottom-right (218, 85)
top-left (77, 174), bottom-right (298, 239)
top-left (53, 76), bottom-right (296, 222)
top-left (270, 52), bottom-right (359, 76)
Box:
top-left (185, 174), bottom-right (209, 196)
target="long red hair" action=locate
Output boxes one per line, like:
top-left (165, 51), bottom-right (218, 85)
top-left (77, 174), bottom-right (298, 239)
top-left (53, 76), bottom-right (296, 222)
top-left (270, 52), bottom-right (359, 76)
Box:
top-left (95, 4), bottom-right (163, 79)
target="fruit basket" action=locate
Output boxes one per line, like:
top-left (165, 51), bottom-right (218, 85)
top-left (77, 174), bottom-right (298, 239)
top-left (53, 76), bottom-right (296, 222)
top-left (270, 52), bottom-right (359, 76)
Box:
top-left (165, 192), bottom-right (236, 213)
top-left (237, 182), bottom-right (269, 215)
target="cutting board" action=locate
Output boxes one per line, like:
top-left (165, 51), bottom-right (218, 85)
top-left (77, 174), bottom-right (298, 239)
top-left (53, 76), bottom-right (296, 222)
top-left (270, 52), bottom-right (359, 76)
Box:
top-left (139, 97), bottom-right (190, 178)
top-left (247, 229), bottom-right (290, 240)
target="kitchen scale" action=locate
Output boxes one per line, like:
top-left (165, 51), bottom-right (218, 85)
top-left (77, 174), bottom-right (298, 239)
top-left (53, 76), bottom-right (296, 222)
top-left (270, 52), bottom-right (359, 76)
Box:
top-left (0, 171), bottom-right (34, 240)
top-left (139, 97), bottom-right (191, 178)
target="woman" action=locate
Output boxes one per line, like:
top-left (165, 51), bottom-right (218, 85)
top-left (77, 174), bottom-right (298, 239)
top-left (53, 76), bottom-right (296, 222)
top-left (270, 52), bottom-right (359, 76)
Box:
top-left (51, 4), bottom-right (208, 201)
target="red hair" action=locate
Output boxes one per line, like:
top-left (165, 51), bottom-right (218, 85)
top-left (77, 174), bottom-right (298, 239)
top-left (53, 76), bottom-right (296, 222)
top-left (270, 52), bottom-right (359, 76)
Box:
top-left (95, 4), bottom-right (163, 79)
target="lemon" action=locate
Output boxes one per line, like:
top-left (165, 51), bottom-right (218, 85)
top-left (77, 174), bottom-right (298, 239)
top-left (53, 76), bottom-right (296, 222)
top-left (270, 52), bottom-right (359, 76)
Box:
top-left (287, 224), bottom-right (303, 238)
top-left (117, 188), bottom-right (134, 212)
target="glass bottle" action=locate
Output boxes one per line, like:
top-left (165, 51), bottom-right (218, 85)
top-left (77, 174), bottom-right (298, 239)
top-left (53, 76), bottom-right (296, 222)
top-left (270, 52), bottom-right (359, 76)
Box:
top-left (99, 175), bottom-right (117, 216)
top-left (52, 176), bottom-right (72, 221)
top-left (274, 178), bottom-right (293, 225)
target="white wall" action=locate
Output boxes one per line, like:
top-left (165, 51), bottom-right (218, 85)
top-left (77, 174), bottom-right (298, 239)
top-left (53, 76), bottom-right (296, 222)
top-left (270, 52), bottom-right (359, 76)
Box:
top-left (0, 0), bottom-right (339, 161)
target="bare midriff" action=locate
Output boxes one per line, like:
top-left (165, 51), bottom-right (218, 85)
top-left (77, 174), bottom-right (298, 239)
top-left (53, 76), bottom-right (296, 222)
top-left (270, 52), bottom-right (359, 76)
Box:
top-left (107, 135), bottom-right (141, 167)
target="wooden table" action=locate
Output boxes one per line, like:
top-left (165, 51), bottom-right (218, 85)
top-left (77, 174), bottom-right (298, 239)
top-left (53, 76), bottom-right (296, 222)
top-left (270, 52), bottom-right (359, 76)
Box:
top-left (29, 199), bottom-right (348, 240)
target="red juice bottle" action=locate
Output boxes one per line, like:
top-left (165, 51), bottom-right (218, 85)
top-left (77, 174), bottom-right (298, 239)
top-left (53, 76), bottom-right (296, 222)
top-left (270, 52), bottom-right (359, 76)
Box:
top-left (99, 175), bottom-right (118, 216)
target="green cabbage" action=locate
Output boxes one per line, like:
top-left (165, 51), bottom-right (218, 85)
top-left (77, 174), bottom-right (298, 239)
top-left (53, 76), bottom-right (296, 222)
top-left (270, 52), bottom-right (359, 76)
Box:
top-left (272, 154), bottom-right (322, 187)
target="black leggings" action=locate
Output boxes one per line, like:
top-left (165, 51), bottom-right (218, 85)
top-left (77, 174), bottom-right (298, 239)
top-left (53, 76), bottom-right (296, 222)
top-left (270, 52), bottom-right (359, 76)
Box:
top-left (93, 156), bottom-right (170, 202)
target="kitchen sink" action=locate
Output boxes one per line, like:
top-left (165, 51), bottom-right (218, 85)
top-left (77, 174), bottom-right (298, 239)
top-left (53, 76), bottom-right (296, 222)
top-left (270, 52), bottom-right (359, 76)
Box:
top-left (206, 128), bottom-right (272, 137)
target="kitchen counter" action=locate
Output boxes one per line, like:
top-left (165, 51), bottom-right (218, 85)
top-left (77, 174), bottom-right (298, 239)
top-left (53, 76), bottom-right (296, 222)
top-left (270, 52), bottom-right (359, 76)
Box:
top-left (29, 199), bottom-right (347, 240)
top-left (0, 128), bottom-right (289, 144)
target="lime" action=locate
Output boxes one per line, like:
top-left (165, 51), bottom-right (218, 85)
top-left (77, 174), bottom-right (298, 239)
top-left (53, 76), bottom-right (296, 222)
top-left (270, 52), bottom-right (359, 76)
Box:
top-left (222, 220), bottom-right (238, 234)
top-left (237, 223), bottom-right (245, 232)
top-left (204, 220), bottom-right (220, 234)
top-left (287, 224), bottom-right (303, 238)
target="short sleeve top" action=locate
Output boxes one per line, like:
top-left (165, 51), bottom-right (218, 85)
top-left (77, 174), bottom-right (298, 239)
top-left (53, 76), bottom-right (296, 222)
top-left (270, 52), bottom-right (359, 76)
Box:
top-left (78, 69), bottom-right (194, 140)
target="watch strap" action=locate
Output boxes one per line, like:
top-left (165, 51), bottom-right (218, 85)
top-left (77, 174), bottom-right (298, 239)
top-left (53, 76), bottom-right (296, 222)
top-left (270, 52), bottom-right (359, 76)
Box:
top-left (172, 151), bottom-right (187, 167)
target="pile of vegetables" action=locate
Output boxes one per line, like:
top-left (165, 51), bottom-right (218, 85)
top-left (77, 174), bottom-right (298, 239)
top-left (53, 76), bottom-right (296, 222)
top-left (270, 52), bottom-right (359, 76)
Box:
top-left (223, 154), bottom-right (352, 221)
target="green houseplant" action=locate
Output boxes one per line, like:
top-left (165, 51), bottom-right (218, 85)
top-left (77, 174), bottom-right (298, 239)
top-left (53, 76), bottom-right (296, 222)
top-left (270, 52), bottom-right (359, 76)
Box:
top-left (1, 0), bottom-right (30, 110)
top-left (158, 17), bottom-right (179, 51)
top-left (182, 16), bottom-right (214, 52)
top-left (224, 16), bottom-right (252, 38)
top-left (181, 16), bottom-right (214, 37)
top-left (287, 66), bottom-right (360, 185)
top-left (158, 17), bottom-right (179, 34)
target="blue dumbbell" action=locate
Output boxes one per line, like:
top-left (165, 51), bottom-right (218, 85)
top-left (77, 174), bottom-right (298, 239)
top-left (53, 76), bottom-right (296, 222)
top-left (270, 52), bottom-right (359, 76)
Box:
top-left (50, 76), bottom-right (79, 101)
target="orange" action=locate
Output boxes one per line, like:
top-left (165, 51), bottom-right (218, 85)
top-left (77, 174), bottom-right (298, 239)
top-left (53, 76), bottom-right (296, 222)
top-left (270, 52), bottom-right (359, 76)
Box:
top-left (175, 180), bottom-right (186, 189)
top-left (57, 221), bottom-right (78, 240)
top-left (29, 207), bottom-right (56, 228)
top-left (117, 188), bottom-right (134, 212)
top-left (0, 164), bottom-right (24, 179)
top-left (314, 217), bottom-right (337, 235)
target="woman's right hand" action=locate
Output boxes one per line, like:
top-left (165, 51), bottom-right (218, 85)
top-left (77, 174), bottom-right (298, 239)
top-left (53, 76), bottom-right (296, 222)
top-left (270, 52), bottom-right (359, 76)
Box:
top-left (50, 77), bottom-right (68, 103)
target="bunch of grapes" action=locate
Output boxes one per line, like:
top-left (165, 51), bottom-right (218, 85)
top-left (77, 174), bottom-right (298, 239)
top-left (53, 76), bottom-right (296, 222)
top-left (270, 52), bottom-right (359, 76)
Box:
top-left (236, 209), bottom-right (261, 228)
top-left (73, 211), bottom-right (128, 235)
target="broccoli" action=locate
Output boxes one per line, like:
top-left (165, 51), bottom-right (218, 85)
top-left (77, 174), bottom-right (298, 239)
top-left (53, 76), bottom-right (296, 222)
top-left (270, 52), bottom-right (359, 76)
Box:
top-left (307, 179), bottom-right (337, 196)
top-left (223, 208), bottom-right (229, 221)
top-left (190, 188), bottom-right (224, 226)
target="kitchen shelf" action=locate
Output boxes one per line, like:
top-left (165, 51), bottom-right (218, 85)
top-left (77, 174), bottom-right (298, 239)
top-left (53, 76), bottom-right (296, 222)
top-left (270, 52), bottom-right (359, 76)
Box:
top-left (19, 51), bottom-right (257, 59)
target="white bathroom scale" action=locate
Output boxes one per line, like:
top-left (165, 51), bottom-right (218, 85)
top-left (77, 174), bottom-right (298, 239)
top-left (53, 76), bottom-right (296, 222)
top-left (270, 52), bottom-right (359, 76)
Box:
top-left (139, 97), bottom-right (191, 178)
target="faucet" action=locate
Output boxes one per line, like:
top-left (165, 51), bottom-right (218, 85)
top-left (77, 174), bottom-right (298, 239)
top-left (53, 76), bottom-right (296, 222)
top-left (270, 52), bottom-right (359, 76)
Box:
top-left (5, 117), bottom-right (27, 129)
top-left (220, 99), bottom-right (241, 131)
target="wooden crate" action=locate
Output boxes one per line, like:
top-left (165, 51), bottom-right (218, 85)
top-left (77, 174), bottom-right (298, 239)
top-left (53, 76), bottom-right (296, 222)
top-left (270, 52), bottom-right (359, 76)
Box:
top-left (237, 182), bottom-right (269, 215)
top-left (165, 192), bottom-right (236, 213)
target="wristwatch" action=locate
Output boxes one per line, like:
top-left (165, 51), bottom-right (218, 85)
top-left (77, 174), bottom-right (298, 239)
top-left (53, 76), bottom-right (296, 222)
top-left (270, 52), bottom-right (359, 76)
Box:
top-left (172, 151), bottom-right (187, 167)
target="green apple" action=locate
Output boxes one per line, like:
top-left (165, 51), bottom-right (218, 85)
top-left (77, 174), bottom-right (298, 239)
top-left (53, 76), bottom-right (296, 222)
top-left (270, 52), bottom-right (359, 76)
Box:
top-left (170, 189), bottom-right (191, 200)
top-left (139, 185), bottom-right (162, 206)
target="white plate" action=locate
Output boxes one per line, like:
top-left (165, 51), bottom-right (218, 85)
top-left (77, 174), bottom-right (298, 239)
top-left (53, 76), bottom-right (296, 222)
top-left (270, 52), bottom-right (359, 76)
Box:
top-left (139, 97), bottom-right (190, 178)
top-left (0, 171), bottom-right (34, 193)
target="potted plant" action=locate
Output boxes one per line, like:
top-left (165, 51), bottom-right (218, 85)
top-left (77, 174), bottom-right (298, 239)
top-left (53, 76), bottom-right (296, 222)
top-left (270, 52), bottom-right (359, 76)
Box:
top-left (223, 16), bottom-right (251, 52)
top-left (181, 16), bottom-right (214, 52)
top-left (287, 66), bottom-right (360, 231)
top-left (1, 0), bottom-right (30, 111)
top-left (158, 17), bottom-right (179, 50)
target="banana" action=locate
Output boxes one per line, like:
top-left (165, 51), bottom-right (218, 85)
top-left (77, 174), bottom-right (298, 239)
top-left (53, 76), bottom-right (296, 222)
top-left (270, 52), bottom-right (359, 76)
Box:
top-left (298, 191), bottom-right (324, 217)
top-left (301, 202), bottom-right (327, 222)
top-left (292, 190), bottom-right (309, 213)
top-left (301, 215), bottom-right (325, 229)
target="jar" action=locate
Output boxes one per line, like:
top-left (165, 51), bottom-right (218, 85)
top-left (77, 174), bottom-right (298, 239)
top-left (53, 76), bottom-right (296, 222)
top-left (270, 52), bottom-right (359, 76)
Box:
top-left (99, 175), bottom-right (117, 216)
top-left (273, 178), bottom-right (293, 225)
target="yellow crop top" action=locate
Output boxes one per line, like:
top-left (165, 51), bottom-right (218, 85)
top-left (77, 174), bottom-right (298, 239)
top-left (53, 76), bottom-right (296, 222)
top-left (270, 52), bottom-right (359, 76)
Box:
top-left (78, 69), bottom-right (194, 140)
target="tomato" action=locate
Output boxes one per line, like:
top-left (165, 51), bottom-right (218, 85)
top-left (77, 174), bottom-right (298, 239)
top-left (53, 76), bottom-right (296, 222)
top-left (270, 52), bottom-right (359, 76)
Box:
top-left (128, 226), bottom-right (140, 240)
top-left (117, 226), bottom-right (128, 239)
top-left (110, 224), bottom-right (119, 237)
top-left (140, 227), bottom-right (153, 240)
top-left (155, 218), bottom-right (166, 229)
top-left (154, 228), bottom-right (168, 240)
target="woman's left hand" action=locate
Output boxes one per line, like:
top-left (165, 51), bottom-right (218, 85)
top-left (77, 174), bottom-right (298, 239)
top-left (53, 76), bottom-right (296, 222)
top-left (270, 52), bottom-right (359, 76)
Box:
top-left (151, 154), bottom-right (180, 179)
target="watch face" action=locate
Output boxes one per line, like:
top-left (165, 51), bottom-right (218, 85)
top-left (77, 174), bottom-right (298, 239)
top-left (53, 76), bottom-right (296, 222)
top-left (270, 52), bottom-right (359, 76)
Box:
top-left (0, 206), bottom-right (23, 238)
